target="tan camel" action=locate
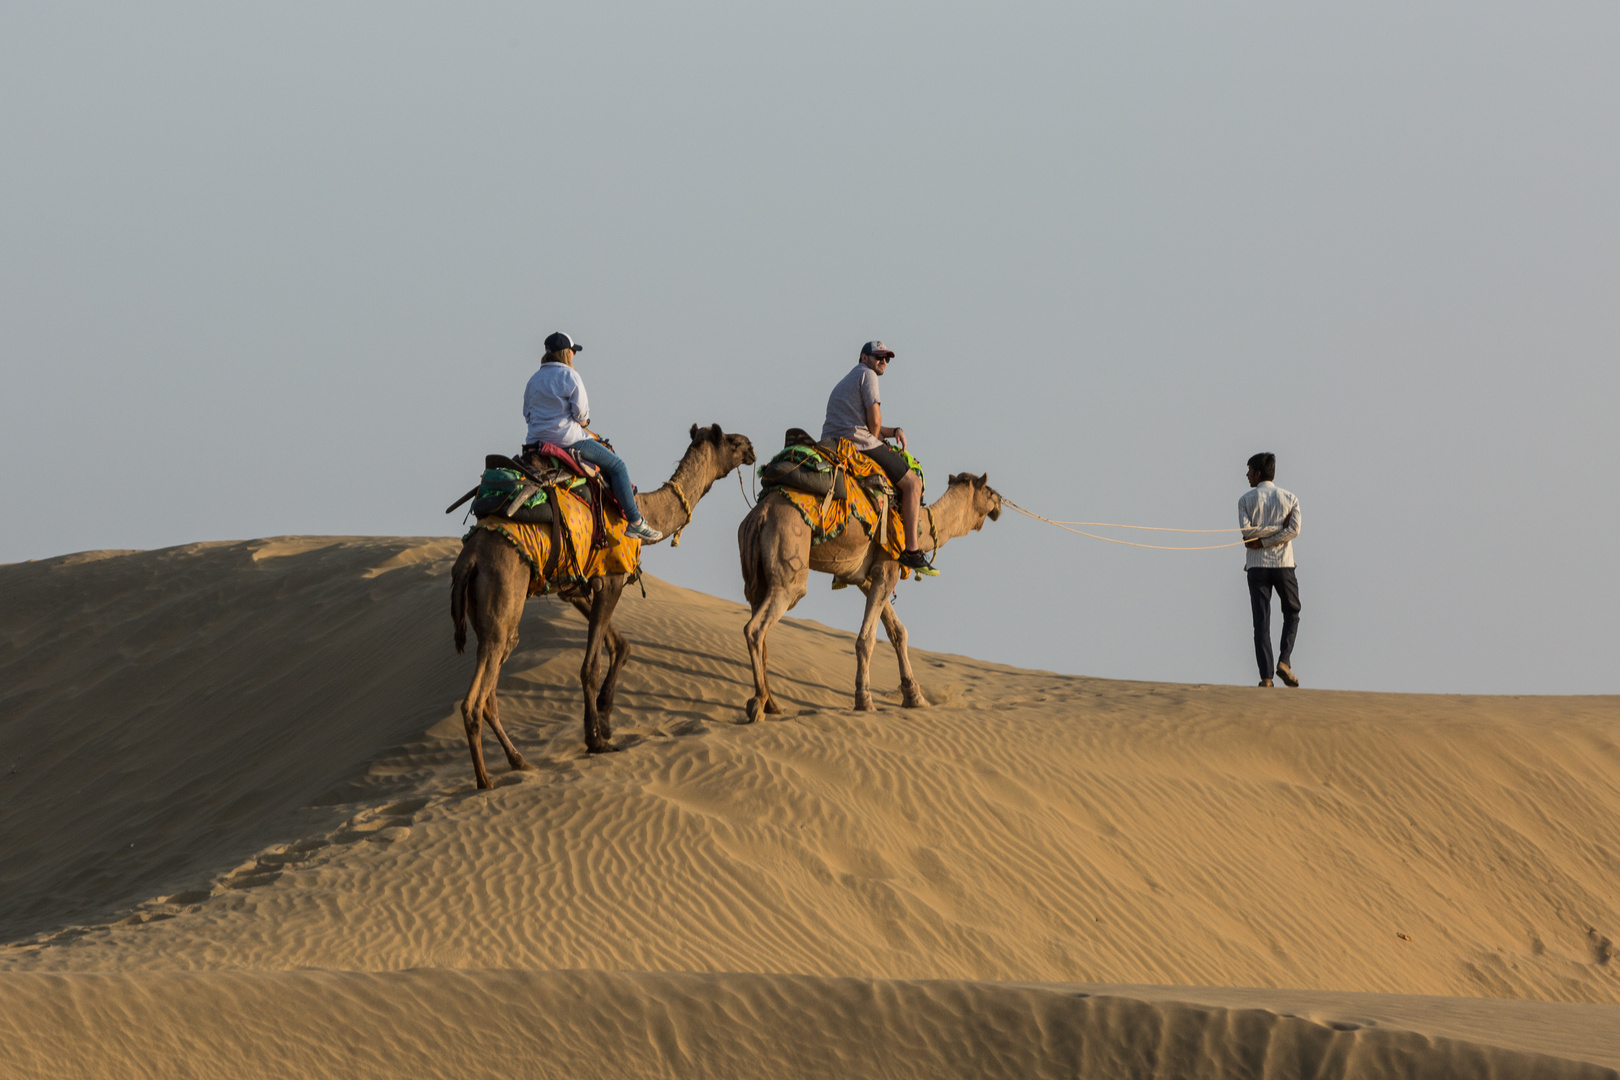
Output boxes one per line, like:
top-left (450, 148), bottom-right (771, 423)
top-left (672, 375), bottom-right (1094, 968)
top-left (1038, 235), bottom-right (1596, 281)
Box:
top-left (738, 471), bottom-right (1002, 721)
top-left (451, 424), bottom-right (756, 785)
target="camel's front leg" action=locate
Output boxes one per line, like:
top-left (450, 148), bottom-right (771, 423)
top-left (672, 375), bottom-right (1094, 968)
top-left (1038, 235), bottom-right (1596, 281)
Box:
top-left (570, 584), bottom-right (630, 740)
top-left (579, 577), bottom-right (626, 753)
top-left (878, 598), bottom-right (930, 708)
top-left (853, 565), bottom-right (897, 711)
top-left (594, 619), bottom-right (630, 731)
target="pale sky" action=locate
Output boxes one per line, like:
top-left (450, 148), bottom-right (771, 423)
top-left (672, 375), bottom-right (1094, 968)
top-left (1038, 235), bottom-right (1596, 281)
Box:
top-left (3, 3), bottom-right (1616, 694)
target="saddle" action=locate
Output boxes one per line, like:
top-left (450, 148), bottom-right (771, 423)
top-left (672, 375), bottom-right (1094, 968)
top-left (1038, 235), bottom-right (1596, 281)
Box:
top-left (445, 447), bottom-right (618, 550)
top-left (762, 428), bottom-right (893, 501)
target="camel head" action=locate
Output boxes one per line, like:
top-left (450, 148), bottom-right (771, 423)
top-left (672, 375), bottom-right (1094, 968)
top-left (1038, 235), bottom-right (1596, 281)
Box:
top-left (946, 472), bottom-right (1003, 531)
top-left (688, 422), bottom-right (757, 476)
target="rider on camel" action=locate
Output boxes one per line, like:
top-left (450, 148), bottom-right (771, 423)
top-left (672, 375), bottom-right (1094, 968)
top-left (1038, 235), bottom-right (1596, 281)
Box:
top-left (821, 340), bottom-right (936, 576)
top-left (522, 331), bottom-right (663, 542)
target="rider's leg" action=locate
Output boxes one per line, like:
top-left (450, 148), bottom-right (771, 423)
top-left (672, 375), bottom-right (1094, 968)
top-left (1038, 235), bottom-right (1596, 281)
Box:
top-left (897, 470), bottom-right (921, 551)
top-left (569, 439), bottom-right (644, 524)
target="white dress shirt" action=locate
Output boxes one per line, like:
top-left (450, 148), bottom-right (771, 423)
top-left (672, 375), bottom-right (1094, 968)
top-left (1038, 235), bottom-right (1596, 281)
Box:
top-left (523, 361), bottom-right (591, 447)
top-left (1238, 481), bottom-right (1301, 569)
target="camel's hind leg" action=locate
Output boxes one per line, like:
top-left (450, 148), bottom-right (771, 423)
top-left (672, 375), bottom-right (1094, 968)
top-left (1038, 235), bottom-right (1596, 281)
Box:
top-left (480, 634), bottom-right (536, 773)
top-left (461, 640), bottom-right (504, 789)
top-left (879, 598), bottom-right (930, 708)
top-left (740, 503), bottom-right (810, 723)
top-left (459, 540), bottom-right (529, 789)
top-left (743, 587), bottom-right (798, 723)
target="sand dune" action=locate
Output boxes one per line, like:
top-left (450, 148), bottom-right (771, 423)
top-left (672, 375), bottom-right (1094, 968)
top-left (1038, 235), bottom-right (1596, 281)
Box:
top-left (2, 537), bottom-right (1618, 1075)
top-left (2, 970), bottom-right (1615, 1080)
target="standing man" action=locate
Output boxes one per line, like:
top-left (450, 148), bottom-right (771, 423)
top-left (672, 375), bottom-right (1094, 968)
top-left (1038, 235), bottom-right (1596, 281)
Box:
top-left (821, 341), bottom-right (936, 576)
top-left (1239, 452), bottom-right (1302, 687)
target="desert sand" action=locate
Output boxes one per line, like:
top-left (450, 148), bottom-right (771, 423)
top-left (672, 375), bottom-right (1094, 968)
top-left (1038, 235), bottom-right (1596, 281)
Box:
top-left (2, 535), bottom-right (1617, 1078)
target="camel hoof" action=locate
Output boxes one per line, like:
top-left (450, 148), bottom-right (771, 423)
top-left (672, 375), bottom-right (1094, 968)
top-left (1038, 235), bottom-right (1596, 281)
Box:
top-left (745, 698), bottom-right (763, 724)
top-left (764, 699), bottom-right (785, 715)
top-left (586, 740), bottom-right (620, 755)
top-left (854, 698), bottom-right (876, 713)
top-left (511, 759), bottom-right (539, 772)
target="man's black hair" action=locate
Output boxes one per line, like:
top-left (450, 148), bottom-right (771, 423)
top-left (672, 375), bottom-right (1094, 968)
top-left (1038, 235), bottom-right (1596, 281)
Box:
top-left (1248, 452), bottom-right (1277, 482)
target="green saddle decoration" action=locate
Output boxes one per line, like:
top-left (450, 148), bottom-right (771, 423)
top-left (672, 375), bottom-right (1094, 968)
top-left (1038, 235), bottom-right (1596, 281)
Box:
top-left (758, 444), bottom-right (830, 477)
top-left (897, 448), bottom-right (925, 491)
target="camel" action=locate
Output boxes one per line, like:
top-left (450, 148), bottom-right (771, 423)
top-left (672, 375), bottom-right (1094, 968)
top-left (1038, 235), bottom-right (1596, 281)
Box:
top-left (738, 470), bottom-right (1002, 721)
top-left (451, 424), bottom-right (756, 786)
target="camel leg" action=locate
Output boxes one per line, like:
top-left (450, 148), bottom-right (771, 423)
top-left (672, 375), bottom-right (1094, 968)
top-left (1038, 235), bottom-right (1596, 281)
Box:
top-left (595, 621), bottom-right (630, 725)
top-left (480, 635), bottom-right (536, 772)
top-left (579, 577), bottom-right (626, 753)
top-left (571, 587), bottom-right (631, 729)
top-left (853, 564), bottom-right (898, 712)
top-left (459, 541), bottom-right (528, 790)
top-left (743, 586), bottom-right (797, 723)
top-left (461, 639), bottom-right (502, 789)
top-left (879, 598), bottom-right (930, 708)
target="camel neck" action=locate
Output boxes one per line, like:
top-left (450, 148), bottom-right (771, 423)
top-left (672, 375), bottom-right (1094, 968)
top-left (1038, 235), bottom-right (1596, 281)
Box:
top-left (921, 484), bottom-right (982, 553)
top-left (638, 448), bottom-right (722, 535)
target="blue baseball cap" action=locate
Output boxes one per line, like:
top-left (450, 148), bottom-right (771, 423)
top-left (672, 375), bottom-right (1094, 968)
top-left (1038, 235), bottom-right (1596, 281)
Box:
top-left (544, 331), bottom-right (583, 353)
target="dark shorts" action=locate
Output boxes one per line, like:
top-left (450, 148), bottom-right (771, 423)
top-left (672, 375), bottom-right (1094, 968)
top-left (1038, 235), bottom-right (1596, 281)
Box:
top-left (860, 444), bottom-right (911, 486)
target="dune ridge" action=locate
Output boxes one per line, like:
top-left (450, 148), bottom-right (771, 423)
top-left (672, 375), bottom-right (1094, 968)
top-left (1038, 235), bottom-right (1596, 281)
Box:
top-left (2, 536), bottom-right (1618, 1074)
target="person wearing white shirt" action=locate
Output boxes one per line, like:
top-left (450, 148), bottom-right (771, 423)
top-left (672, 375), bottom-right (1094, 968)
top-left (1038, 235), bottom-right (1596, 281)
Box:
top-left (521, 331), bottom-right (662, 542)
top-left (1238, 452), bottom-right (1302, 687)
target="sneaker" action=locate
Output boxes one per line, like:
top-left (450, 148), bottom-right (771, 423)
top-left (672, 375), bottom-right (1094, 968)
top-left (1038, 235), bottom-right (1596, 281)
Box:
top-left (624, 519), bottom-right (663, 542)
top-left (1275, 660), bottom-right (1300, 687)
top-left (899, 550), bottom-right (939, 577)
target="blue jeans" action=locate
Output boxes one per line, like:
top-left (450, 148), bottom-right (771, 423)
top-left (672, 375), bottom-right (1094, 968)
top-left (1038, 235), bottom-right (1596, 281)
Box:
top-left (568, 438), bottom-right (643, 523)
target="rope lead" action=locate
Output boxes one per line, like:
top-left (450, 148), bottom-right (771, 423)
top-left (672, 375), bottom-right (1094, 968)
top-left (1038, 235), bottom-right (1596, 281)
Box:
top-left (1001, 498), bottom-right (1282, 551)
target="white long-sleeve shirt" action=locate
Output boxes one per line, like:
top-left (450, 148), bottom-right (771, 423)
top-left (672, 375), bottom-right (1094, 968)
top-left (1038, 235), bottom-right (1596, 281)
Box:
top-left (523, 361), bottom-right (591, 448)
top-left (1238, 481), bottom-right (1301, 569)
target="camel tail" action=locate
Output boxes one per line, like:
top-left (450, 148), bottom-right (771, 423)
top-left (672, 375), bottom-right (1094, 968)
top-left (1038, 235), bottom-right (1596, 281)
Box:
top-left (738, 508), bottom-right (768, 610)
top-left (451, 541), bottom-right (477, 654)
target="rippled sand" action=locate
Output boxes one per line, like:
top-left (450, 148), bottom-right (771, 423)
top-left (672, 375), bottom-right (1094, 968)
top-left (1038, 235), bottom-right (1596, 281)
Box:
top-left (2, 537), bottom-right (1616, 1077)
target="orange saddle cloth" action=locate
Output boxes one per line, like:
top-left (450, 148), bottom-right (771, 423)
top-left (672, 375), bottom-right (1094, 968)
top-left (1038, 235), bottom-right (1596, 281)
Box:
top-left (765, 437), bottom-right (910, 575)
top-left (467, 486), bottom-right (641, 596)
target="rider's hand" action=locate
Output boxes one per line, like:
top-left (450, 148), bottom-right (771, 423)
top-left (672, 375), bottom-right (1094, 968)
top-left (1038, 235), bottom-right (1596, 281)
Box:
top-left (1244, 538), bottom-right (1263, 550)
top-left (893, 427), bottom-right (907, 451)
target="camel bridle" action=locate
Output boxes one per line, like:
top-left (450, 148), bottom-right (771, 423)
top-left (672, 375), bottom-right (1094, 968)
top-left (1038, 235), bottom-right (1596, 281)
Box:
top-left (667, 480), bottom-right (694, 547)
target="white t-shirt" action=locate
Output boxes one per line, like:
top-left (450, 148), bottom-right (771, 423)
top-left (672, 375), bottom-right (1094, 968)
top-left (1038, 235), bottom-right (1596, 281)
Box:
top-left (821, 364), bottom-right (883, 450)
top-left (523, 362), bottom-right (591, 447)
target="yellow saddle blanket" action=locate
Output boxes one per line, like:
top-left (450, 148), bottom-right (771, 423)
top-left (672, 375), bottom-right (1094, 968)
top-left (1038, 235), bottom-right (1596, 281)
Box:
top-left (768, 438), bottom-right (911, 576)
top-left (467, 486), bottom-right (641, 596)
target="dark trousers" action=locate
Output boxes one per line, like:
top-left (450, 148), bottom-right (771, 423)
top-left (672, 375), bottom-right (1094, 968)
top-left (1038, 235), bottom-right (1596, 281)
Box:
top-left (1247, 567), bottom-right (1300, 681)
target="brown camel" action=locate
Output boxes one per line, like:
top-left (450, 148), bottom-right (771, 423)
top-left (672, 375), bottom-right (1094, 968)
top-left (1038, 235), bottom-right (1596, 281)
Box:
top-left (738, 471), bottom-right (1002, 721)
top-left (451, 424), bottom-right (756, 785)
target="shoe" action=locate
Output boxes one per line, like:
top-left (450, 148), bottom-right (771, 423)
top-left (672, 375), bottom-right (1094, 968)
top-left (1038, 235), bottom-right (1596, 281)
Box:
top-left (624, 519), bottom-right (663, 542)
top-left (1276, 661), bottom-right (1300, 687)
top-left (1258, 679), bottom-right (1274, 687)
top-left (899, 550), bottom-right (939, 577)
